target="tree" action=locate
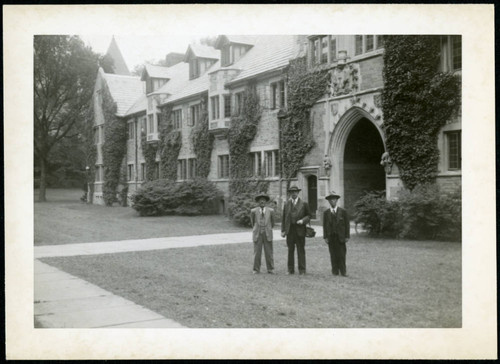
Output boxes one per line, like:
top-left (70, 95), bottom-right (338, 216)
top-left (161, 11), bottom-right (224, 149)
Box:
top-left (34, 35), bottom-right (101, 201)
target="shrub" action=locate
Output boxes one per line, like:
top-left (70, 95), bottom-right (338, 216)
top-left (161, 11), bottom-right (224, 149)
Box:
top-left (227, 193), bottom-right (257, 227)
top-left (354, 184), bottom-right (461, 241)
top-left (131, 178), bottom-right (223, 217)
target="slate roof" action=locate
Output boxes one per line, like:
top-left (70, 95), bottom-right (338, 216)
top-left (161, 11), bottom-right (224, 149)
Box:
top-left (143, 64), bottom-right (172, 80)
top-left (184, 44), bottom-right (219, 61)
top-left (223, 35), bottom-right (299, 85)
top-left (150, 61), bottom-right (190, 96)
top-left (216, 35), bottom-right (258, 48)
top-left (125, 93), bottom-right (147, 116)
top-left (161, 61), bottom-right (220, 104)
top-left (102, 70), bottom-right (144, 116)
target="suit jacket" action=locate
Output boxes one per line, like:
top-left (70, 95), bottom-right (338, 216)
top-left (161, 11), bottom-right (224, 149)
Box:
top-left (250, 206), bottom-right (275, 242)
top-left (323, 207), bottom-right (350, 243)
top-left (281, 198), bottom-right (311, 237)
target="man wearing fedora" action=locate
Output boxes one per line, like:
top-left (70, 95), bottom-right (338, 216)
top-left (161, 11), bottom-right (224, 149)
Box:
top-left (281, 185), bottom-right (311, 275)
top-left (323, 191), bottom-right (350, 276)
top-left (250, 193), bottom-right (275, 274)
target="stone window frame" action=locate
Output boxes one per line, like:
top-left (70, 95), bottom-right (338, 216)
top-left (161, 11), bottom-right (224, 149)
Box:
top-left (445, 130), bottom-right (461, 171)
top-left (217, 154), bottom-right (230, 179)
top-left (210, 95), bottom-right (220, 121)
top-left (440, 35), bottom-right (462, 73)
top-left (172, 109), bottom-right (183, 130)
top-left (354, 34), bottom-right (384, 56)
top-left (270, 80), bottom-right (286, 109)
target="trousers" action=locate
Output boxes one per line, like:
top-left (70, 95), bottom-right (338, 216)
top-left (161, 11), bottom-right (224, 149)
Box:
top-left (328, 235), bottom-right (346, 275)
top-left (286, 224), bottom-right (306, 273)
top-left (254, 231), bottom-right (274, 272)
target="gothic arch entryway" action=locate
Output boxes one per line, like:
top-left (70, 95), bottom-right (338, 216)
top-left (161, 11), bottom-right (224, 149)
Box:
top-left (343, 118), bottom-right (385, 215)
top-left (306, 175), bottom-right (318, 219)
top-left (327, 107), bottom-right (386, 215)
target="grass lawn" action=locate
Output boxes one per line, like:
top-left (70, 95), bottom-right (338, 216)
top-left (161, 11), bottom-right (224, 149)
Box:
top-left (41, 236), bottom-right (461, 328)
top-left (34, 189), bottom-right (247, 245)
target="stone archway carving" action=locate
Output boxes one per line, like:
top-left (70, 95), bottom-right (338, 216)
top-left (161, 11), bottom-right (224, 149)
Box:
top-left (326, 106), bottom-right (386, 207)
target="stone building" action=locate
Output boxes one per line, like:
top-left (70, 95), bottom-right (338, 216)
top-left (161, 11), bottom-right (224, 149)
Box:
top-left (91, 35), bottom-right (461, 218)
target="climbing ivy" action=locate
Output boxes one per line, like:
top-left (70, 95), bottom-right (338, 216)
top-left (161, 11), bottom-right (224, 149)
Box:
top-left (382, 35), bottom-right (461, 190)
top-left (191, 96), bottom-right (214, 178)
top-left (101, 83), bottom-right (128, 206)
top-left (281, 57), bottom-right (330, 188)
top-left (158, 105), bottom-right (181, 180)
top-left (83, 97), bottom-right (97, 202)
top-left (141, 131), bottom-right (159, 181)
top-left (228, 85), bottom-right (263, 197)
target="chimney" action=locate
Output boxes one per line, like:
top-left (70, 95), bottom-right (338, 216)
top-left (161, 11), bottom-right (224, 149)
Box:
top-left (165, 52), bottom-right (185, 67)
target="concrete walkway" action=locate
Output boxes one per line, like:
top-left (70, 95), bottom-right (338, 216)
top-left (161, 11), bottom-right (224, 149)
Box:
top-left (35, 226), bottom-right (358, 328)
top-left (34, 260), bottom-right (185, 328)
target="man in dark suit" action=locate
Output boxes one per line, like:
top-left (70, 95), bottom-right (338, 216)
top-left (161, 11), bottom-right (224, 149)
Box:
top-left (281, 185), bottom-right (311, 275)
top-left (323, 191), bottom-right (350, 276)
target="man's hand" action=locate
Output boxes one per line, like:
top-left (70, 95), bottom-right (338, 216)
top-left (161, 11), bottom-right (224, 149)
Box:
top-left (281, 232), bottom-right (286, 238)
top-left (296, 219), bottom-right (303, 225)
top-left (345, 238), bottom-right (349, 243)
top-left (324, 238), bottom-right (329, 245)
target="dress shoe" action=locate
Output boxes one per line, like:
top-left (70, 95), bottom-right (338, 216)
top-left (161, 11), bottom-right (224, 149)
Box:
top-left (267, 270), bottom-right (274, 274)
top-left (253, 270), bottom-right (260, 274)
top-left (341, 273), bottom-right (348, 277)
top-left (287, 271), bottom-right (294, 275)
top-left (332, 272), bottom-right (339, 276)
top-left (299, 271), bottom-right (306, 275)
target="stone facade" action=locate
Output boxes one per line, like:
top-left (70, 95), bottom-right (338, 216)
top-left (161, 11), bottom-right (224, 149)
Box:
top-left (92, 34), bottom-right (462, 218)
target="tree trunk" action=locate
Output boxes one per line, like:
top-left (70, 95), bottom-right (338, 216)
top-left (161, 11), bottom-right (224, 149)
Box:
top-left (38, 156), bottom-right (47, 202)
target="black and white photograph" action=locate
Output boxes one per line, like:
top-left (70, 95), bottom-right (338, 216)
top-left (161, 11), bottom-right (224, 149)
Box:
top-left (4, 4), bottom-right (496, 360)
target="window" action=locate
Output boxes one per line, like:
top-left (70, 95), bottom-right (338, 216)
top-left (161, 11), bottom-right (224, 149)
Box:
top-left (355, 35), bottom-right (363, 55)
top-left (265, 150), bottom-right (280, 177)
top-left (177, 159), bottom-right (188, 180)
top-left (221, 45), bottom-right (232, 66)
top-left (141, 118), bottom-right (147, 134)
top-left (249, 152), bottom-right (262, 177)
top-left (189, 104), bottom-right (201, 127)
top-left (447, 131), bottom-right (461, 170)
top-left (330, 36), bottom-right (337, 60)
top-left (234, 92), bottom-right (244, 115)
top-left (271, 81), bottom-right (286, 109)
top-left (224, 95), bottom-right (231, 118)
top-left (128, 122), bottom-right (135, 140)
top-left (148, 114), bottom-right (154, 133)
top-left (172, 109), bottom-right (182, 129)
top-left (127, 164), bottom-right (134, 181)
top-left (189, 58), bottom-right (200, 79)
top-left (188, 158), bottom-right (197, 179)
top-left (440, 35), bottom-right (461, 72)
top-left (218, 155), bottom-right (229, 179)
top-left (211, 96), bottom-right (220, 120)
top-left (376, 35), bottom-right (385, 49)
top-left (365, 35), bottom-right (374, 52)
top-left (320, 36), bottom-right (329, 64)
top-left (311, 38), bottom-right (319, 65)
top-left (140, 163), bottom-right (146, 181)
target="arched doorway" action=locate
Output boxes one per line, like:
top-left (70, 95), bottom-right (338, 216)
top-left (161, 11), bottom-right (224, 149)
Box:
top-left (306, 175), bottom-right (318, 219)
top-left (343, 117), bottom-right (385, 215)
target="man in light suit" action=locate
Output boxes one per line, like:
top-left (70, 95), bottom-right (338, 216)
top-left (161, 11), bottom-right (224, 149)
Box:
top-left (281, 185), bottom-right (311, 275)
top-left (250, 193), bottom-right (275, 274)
top-left (323, 191), bottom-right (350, 276)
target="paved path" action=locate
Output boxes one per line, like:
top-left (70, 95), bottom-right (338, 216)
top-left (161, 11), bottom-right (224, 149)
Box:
top-left (35, 226), bottom-right (359, 328)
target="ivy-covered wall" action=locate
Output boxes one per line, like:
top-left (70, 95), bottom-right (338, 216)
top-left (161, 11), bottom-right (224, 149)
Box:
top-left (280, 57), bottom-right (330, 189)
top-left (101, 82), bottom-right (128, 206)
top-left (158, 105), bottom-right (181, 180)
top-left (382, 35), bottom-right (461, 190)
top-left (191, 96), bottom-right (214, 178)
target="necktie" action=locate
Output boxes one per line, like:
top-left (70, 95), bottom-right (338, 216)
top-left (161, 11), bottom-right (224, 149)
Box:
top-left (261, 208), bottom-right (264, 217)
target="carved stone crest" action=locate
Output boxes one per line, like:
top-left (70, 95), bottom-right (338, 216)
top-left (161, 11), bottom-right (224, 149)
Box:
top-left (374, 94), bottom-right (382, 108)
top-left (380, 152), bottom-right (393, 174)
top-left (330, 102), bottom-right (338, 116)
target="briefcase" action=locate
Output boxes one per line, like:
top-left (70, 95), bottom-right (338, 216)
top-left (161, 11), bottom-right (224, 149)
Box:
top-left (305, 224), bottom-right (316, 238)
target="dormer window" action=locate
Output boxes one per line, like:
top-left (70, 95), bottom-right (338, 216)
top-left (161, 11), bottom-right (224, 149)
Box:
top-left (190, 59), bottom-right (200, 79)
top-left (354, 35), bottom-right (384, 56)
top-left (221, 45), bottom-right (231, 66)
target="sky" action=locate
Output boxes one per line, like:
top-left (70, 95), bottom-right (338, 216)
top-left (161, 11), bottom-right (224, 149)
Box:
top-left (80, 34), bottom-right (215, 72)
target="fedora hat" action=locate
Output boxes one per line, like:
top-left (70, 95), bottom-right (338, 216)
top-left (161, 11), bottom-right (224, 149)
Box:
top-left (254, 193), bottom-right (270, 202)
top-left (325, 191), bottom-right (341, 200)
top-left (288, 185), bottom-right (301, 192)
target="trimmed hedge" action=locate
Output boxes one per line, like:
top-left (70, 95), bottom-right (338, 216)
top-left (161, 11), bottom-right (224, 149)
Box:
top-left (354, 184), bottom-right (461, 241)
top-left (131, 178), bottom-right (223, 217)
